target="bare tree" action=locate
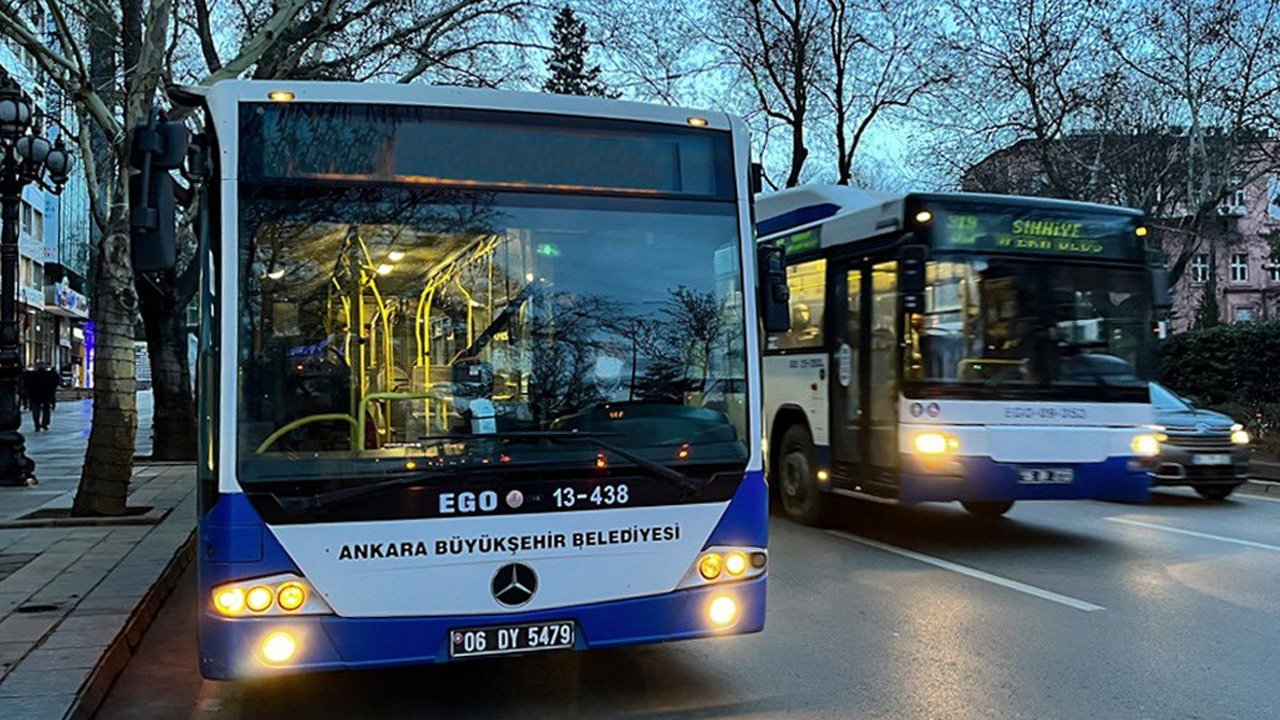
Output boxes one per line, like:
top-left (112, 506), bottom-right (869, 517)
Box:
top-left (1100, 0), bottom-right (1280, 284)
top-left (819, 0), bottom-right (954, 185)
top-left (0, 0), bottom-right (533, 513)
top-left (712, 0), bottom-right (826, 188)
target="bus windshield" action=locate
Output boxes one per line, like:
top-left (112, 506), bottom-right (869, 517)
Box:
top-left (905, 254), bottom-right (1154, 400)
top-left (236, 185), bottom-right (748, 482)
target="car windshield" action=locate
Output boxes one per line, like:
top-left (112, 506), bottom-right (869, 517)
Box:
top-left (905, 255), bottom-right (1155, 400)
top-left (236, 185), bottom-right (748, 482)
top-left (1150, 382), bottom-right (1191, 411)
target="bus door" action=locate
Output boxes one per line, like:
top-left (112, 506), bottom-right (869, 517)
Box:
top-left (829, 263), bottom-right (864, 471)
top-left (829, 258), bottom-right (900, 492)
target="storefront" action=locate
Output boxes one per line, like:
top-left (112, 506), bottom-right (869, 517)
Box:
top-left (44, 280), bottom-right (90, 387)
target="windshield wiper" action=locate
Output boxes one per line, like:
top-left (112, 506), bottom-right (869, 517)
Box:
top-left (428, 430), bottom-right (705, 494)
top-left (272, 430), bottom-right (703, 515)
top-left (539, 431), bottom-right (704, 494)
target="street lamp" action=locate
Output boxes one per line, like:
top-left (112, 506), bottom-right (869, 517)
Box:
top-left (0, 76), bottom-right (74, 487)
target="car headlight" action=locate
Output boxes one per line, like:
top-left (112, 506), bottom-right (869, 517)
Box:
top-left (210, 574), bottom-right (330, 617)
top-left (1231, 424), bottom-right (1250, 445)
top-left (678, 546), bottom-right (766, 589)
top-left (1131, 433), bottom-right (1161, 458)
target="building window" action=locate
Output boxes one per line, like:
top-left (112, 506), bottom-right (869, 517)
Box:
top-left (1191, 254), bottom-right (1210, 283)
top-left (1234, 307), bottom-right (1255, 323)
top-left (1270, 263), bottom-right (1280, 283)
top-left (1219, 174), bottom-right (1247, 214)
top-left (1230, 253), bottom-right (1249, 282)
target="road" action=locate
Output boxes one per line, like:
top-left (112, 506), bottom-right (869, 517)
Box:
top-left (97, 486), bottom-right (1280, 720)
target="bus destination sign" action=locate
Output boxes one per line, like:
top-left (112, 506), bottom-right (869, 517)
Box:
top-left (928, 204), bottom-right (1144, 261)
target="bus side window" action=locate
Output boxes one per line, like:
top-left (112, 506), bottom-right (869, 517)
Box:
top-left (768, 258), bottom-right (826, 350)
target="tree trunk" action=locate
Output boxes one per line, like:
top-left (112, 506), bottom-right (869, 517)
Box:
top-left (72, 219), bottom-right (138, 516)
top-left (137, 274), bottom-right (196, 460)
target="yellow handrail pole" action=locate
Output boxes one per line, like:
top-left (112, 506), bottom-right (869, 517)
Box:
top-left (255, 414), bottom-right (359, 455)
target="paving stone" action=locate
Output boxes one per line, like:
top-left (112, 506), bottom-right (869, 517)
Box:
top-left (0, 665), bottom-right (87, 697)
top-left (0, 613), bottom-right (59, 643)
top-left (17, 645), bottom-right (103, 671)
top-left (39, 621), bottom-right (122, 650)
top-left (0, 692), bottom-right (74, 720)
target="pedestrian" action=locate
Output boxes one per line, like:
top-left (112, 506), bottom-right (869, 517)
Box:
top-left (21, 362), bottom-right (59, 431)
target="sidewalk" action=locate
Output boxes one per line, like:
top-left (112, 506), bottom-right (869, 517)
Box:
top-left (0, 392), bottom-right (194, 720)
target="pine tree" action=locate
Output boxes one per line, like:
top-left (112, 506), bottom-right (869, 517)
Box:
top-left (543, 6), bottom-right (616, 97)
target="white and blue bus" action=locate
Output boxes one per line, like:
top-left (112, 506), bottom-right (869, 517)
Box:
top-left (157, 81), bottom-right (780, 678)
top-left (758, 185), bottom-right (1168, 523)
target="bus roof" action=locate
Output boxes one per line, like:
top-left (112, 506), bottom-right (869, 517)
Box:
top-left (181, 80), bottom-right (738, 132)
top-left (756, 185), bottom-right (1143, 247)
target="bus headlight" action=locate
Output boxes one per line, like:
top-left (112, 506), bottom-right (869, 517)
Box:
top-left (913, 432), bottom-right (958, 455)
top-left (1131, 433), bottom-right (1161, 457)
top-left (210, 575), bottom-right (331, 617)
top-left (245, 586), bottom-right (273, 613)
top-left (277, 583), bottom-right (307, 612)
top-left (679, 547), bottom-right (767, 588)
top-left (698, 553), bottom-right (723, 580)
top-left (213, 587), bottom-right (245, 615)
top-left (1231, 424), bottom-right (1250, 445)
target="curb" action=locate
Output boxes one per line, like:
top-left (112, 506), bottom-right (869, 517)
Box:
top-left (67, 532), bottom-right (196, 720)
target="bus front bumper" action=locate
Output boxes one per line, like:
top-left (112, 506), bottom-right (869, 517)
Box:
top-left (198, 575), bottom-right (765, 680)
top-left (898, 455), bottom-right (1150, 504)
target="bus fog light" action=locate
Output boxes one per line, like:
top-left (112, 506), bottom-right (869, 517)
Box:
top-left (698, 553), bottom-right (723, 580)
top-left (213, 588), bottom-right (245, 616)
top-left (246, 586), bottom-right (274, 613)
top-left (914, 432), bottom-right (957, 455)
top-left (1131, 434), bottom-right (1161, 457)
top-left (708, 595), bottom-right (737, 627)
top-left (277, 583), bottom-right (306, 612)
top-left (260, 631), bottom-right (297, 664)
top-left (725, 552), bottom-right (748, 576)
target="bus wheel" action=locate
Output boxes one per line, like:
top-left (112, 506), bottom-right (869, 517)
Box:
top-left (777, 425), bottom-right (828, 526)
top-left (961, 500), bottom-right (1014, 518)
top-left (1194, 485), bottom-right (1238, 501)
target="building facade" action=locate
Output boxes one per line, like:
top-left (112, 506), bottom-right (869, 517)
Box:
top-left (963, 136), bottom-right (1280, 332)
top-left (1, 9), bottom-right (94, 387)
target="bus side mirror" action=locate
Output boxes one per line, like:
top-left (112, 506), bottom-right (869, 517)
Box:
top-left (1149, 266), bottom-right (1172, 311)
top-left (129, 114), bottom-right (189, 273)
top-left (899, 244), bottom-right (928, 313)
top-left (758, 243), bottom-right (790, 333)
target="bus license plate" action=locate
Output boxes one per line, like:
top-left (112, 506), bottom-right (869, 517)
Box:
top-left (449, 621), bottom-right (575, 659)
top-left (1017, 468), bottom-right (1074, 484)
top-left (1192, 454), bottom-right (1232, 466)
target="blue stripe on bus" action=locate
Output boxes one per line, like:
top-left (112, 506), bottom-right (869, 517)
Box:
top-left (702, 470), bottom-right (767, 549)
top-left (757, 203), bottom-right (841, 237)
top-left (898, 455), bottom-right (1150, 503)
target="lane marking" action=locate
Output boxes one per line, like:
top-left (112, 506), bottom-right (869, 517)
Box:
top-left (1107, 517), bottom-right (1280, 552)
top-left (826, 530), bottom-right (1105, 612)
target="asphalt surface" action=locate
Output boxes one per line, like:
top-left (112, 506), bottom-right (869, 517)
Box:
top-left (97, 485), bottom-right (1280, 720)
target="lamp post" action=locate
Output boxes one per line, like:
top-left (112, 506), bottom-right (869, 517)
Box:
top-left (0, 77), bottom-right (72, 487)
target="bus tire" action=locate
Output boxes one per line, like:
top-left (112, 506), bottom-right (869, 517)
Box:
top-left (1194, 485), bottom-right (1238, 501)
top-left (777, 425), bottom-right (829, 526)
top-left (961, 500), bottom-right (1014, 518)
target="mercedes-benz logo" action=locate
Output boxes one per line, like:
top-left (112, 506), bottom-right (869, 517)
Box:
top-left (491, 563), bottom-right (538, 607)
